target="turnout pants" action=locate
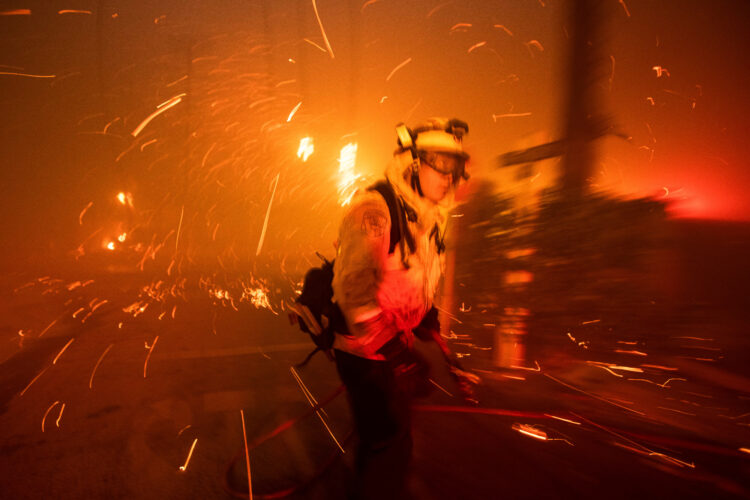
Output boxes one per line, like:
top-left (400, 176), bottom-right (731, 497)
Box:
top-left (334, 346), bottom-right (430, 499)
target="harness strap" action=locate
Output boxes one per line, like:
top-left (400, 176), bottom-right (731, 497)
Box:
top-left (369, 181), bottom-right (416, 266)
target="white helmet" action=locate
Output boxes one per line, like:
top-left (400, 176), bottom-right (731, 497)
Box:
top-left (395, 117), bottom-right (470, 183)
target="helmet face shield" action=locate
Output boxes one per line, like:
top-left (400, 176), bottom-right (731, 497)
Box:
top-left (418, 151), bottom-right (467, 184)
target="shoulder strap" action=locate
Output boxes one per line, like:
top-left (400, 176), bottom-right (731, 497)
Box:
top-left (369, 181), bottom-right (402, 254)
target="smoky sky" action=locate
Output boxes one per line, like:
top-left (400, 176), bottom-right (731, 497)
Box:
top-left (1, 0), bottom-right (749, 270)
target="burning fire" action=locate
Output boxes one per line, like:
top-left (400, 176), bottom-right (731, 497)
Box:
top-left (297, 137), bottom-right (314, 162)
top-left (116, 192), bottom-right (133, 207)
top-left (337, 143), bottom-right (360, 206)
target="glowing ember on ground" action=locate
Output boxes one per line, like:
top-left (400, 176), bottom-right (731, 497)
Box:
top-left (512, 423), bottom-right (548, 440)
top-left (179, 439), bottom-right (198, 472)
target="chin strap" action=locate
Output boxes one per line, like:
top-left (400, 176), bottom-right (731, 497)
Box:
top-left (409, 159), bottom-right (424, 197)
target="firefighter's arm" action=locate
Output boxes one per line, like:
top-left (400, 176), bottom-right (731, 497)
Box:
top-left (332, 194), bottom-right (397, 354)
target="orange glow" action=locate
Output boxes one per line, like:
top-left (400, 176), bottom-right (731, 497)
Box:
top-left (78, 201), bottom-right (93, 224)
top-left (512, 423), bottom-right (548, 440)
top-left (179, 438), bottom-right (198, 471)
top-left (511, 361), bottom-right (541, 372)
top-left (140, 138), bottom-right (157, 151)
top-left (641, 364), bottom-right (678, 371)
top-left (91, 299), bottom-right (108, 312)
top-left (0, 71), bottom-right (55, 78)
top-left (255, 173), bottom-right (280, 256)
top-left (58, 9), bottom-right (92, 15)
top-left (525, 40), bottom-right (544, 52)
top-left (613, 349), bottom-right (648, 356)
top-left (240, 410), bottom-right (254, 500)
top-left (492, 112), bottom-right (532, 121)
top-left (41, 401), bottom-right (60, 432)
top-left (20, 367), bottom-right (49, 396)
top-left (586, 360), bottom-right (643, 373)
top-left (303, 38), bottom-right (327, 53)
top-left (544, 414), bottom-right (582, 425)
top-left (618, 0), bottom-right (631, 17)
top-left (55, 403), bottom-right (65, 427)
top-left (143, 336), bottom-right (159, 378)
top-left (52, 338), bottom-right (75, 364)
top-left (286, 101), bottom-right (302, 122)
top-left (0, 9), bottom-right (31, 15)
top-left (467, 41), bottom-right (486, 53)
top-left (89, 344), bottom-right (114, 389)
top-left (38, 319), bottom-right (59, 337)
top-left (504, 270), bottom-right (533, 284)
top-left (131, 94), bottom-right (185, 137)
top-left (386, 57), bottom-right (412, 81)
top-left (310, 0), bottom-right (335, 59)
top-left (493, 24), bottom-right (514, 36)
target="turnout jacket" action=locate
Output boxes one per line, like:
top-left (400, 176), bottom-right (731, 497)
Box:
top-left (332, 153), bottom-right (452, 360)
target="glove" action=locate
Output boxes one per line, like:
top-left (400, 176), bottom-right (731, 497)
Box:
top-left (413, 306), bottom-right (439, 341)
top-left (447, 357), bottom-right (481, 404)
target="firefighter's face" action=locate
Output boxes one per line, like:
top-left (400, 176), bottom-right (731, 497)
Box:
top-left (418, 162), bottom-right (453, 202)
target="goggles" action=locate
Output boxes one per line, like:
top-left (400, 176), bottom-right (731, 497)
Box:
top-left (418, 151), bottom-right (468, 183)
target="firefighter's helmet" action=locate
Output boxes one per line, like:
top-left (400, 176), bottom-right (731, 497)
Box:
top-left (395, 118), bottom-right (470, 183)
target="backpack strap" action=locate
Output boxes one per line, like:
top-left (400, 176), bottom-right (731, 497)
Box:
top-left (369, 181), bottom-right (416, 258)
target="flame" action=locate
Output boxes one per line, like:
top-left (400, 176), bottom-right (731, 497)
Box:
top-left (243, 286), bottom-right (272, 310)
top-left (106, 241), bottom-right (115, 251)
top-left (337, 143), bottom-right (360, 206)
top-left (117, 232), bottom-right (127, 242)
top-left (116, 191), bottom-right (133, 207)
top-left (297, 137), bottom-right (314, 162)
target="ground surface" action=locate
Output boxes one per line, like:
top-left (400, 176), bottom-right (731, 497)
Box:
top-left (1, 221), bottom-right (750, 499)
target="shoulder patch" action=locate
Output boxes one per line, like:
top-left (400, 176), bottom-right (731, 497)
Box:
top-left (361, 209), bottom-right (387, 238)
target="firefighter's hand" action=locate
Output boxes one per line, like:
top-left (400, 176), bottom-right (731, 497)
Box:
top-left (413, 307), bottom-right (439, 341)
top-left (448, 363), bottom-right (481, 404)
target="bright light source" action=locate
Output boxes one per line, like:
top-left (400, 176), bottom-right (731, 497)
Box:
top-left (337, 143), bottom-right (360, 206)
top-left (297, 137), bottom-right (314, 162)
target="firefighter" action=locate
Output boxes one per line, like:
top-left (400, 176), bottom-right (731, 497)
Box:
top-left (332, 118), bottom-right (479, 498)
